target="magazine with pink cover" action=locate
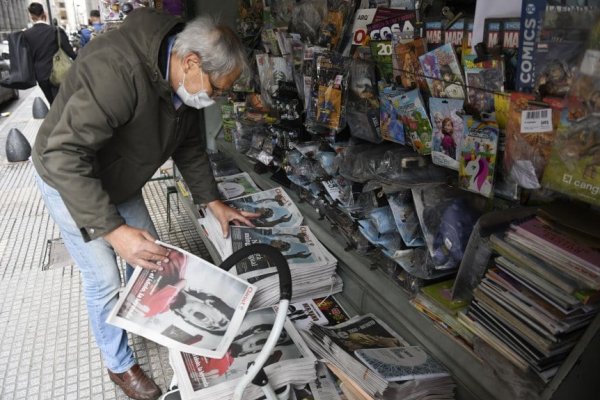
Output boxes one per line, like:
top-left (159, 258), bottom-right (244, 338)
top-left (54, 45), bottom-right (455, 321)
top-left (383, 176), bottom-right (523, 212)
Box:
top-left (107, 241), bottom-right (256, 358)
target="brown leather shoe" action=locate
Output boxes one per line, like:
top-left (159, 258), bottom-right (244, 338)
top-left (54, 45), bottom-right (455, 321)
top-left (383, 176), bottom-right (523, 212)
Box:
top-left (108, 364), bottom-right (162, 400)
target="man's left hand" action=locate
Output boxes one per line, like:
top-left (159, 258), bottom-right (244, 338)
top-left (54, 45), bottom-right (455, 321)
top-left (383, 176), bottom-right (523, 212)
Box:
top-left (207, 200), bottom-right (259, 238)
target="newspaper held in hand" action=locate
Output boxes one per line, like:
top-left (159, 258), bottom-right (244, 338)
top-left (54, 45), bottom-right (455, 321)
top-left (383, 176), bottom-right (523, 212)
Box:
top-left (170, 308), bottom-right (317, 400)
top-left (107, 241), bottom-right (255, 358)
top-left (354, 346), bottom-right (450, 382)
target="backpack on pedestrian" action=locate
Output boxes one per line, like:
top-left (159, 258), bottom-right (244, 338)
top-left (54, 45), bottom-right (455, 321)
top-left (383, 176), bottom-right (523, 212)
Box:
top-left (0, 31), bottom-right (37, 90)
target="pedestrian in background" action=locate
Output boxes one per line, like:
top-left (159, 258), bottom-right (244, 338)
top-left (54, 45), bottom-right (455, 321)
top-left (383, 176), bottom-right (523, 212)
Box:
top-left (23, 2), bottom-right (76, 104)
top-left (80, 9), bottom-right (105, 47)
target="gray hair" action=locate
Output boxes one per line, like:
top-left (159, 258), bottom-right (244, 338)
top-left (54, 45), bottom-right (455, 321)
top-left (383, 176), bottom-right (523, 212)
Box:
top-left (173, 15), bottom-right (248, 81)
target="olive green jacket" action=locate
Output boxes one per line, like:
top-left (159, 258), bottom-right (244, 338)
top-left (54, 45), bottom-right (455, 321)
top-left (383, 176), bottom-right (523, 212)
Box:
top-left (32, 9), bottom-right (219, 242)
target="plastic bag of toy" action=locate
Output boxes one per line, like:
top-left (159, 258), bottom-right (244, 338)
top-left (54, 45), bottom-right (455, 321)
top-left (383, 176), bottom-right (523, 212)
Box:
top-left (316, 0), bottom-right (356, 52)
top-left (306, 51), bottom-right (351, 133)
top-left (373, 147), bottom-right (451, 187)
top-left (346, 59), bottom-right (382, 143)
top-left (387, 190), bottom-right (425, 247)
top-left (290, 0), bottom-right (327, 44)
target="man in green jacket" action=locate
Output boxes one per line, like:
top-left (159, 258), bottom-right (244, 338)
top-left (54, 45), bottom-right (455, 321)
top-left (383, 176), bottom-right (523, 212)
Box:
top-left (32, 9), bottom-right (255, 400)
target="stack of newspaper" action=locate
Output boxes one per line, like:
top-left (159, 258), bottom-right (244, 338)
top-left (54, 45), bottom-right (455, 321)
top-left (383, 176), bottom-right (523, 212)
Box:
top-left (200, 187), bottom-right (343, 308)
top-left (169, 308), bottom-right (317, 400)
top-left (300, 314), bottom-right (455, 400)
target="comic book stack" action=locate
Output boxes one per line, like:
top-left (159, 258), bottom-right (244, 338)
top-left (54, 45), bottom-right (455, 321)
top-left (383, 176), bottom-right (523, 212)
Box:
top-left (200, 184), bottom-right (342, 309)
top-left (459, 211), bottom-right (600, 382)
top-left (300, 314), bottom-right (455, 400)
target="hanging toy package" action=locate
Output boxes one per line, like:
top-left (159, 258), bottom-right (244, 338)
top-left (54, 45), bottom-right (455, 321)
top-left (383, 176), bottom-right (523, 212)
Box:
top-left (347, 59), bottom-right (382, 143)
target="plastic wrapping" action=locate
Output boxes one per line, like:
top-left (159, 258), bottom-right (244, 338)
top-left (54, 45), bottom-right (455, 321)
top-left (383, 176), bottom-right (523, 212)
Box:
top-left (316, 0), bottom-right (356, 52)
top-left (387, 190), bottom-right (425, 247)
top-left (290, 0), bottom-right (327, 44)
top-left (209, 153), bottom-right (241, 178)
top-left (346, 60), bottom-right (382, 144)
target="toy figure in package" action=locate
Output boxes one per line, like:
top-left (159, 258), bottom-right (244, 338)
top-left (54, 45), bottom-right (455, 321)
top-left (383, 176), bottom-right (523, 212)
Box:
top-left (387, 191), bottom-right (425, 247)
top-left (419, 43), bottom-right (465, 99)
top-left (307, 52), bottom-right (350, 132)
top-left (543, 49), bottom-right (600, 206)
top-left (392, 37), bottom-right (428, 92)
top-left (370, 40), bottom-right (394, 84)
top-left (379, 85), bottom-right (406, 145)
top-left (459, 115), bottom-right (499, 198)
top-left (316, 0), bottom-right (355, 51)
top-left (429, 98), bottom-right (464, 170)
top-left (347, 60), bottom-right (382, 143)
top-left (396, 89), bottom-right (433, 155)
top-left (504, 92), bottom-right (565, 189)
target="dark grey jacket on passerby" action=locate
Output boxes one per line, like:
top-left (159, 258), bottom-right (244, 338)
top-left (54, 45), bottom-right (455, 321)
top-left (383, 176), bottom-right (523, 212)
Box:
top-left (32, 8), bottom-right (220, 242)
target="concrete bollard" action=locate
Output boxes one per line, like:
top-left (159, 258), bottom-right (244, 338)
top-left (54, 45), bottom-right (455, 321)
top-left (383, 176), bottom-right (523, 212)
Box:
top-left (5, 128), bottom-right (32, 162)
top-left (32, 97), bottom-right (49, 119)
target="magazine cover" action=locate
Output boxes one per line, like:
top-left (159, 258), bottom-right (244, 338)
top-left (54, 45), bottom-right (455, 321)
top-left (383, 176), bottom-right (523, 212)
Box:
top-left (107, 241), bottom-right (256, 358)
top-left (419, 43), bottom-right (466, 99)
top-left (229, 225), bottom-right (333, 281)
top-left (459, 115), bottom-right (499, 198)
top-left (172, 308), bottom-right (316, 399)
top-left (367, 10), bottom-right (416, 41)
top-left (396, 89), bottom-right (433, 155)
top-left (429, 97), bottom-right (465, 170)
top-left (424, 19), bottom-right (443, 51)
top-left (391, 37), bottom-right (428, 92)
top-left (379, 85), bottom-right (407, 145)
top-left (273, 298), bottom-right (330, 331)
top-left (313, 296), bottom-right (351, 326)
top-left (355, 346), bottom-right (450, 382)
top-left (215, 172), bottom-right (260, 200)
top-left (226, 187), bottom-right (304, 229)
top-left (370, 40), bottom-right (395, 84)
top-left (350, 8), bottom-right (377, 46)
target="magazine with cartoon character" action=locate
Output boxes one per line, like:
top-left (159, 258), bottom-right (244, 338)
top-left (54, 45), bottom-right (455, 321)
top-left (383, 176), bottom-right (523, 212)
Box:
top-left (419, 43), bottom-right (466, 99)
top-left (391, 37), bottom-right (428, 92)
top-left (370, 40), bottom-right (395, 84)
top-left (396, 89), bottom-right (433, 155)
top-left (171, 308), bottom-right (316, 399)
top-left (429, 97), bottom-right (464, 170)
top-left (379, 84), bottom-right (407, 145)
top-left (459, 115), bottom-right (499, 198)
top-left (465, 65), bottom-right (504, 114)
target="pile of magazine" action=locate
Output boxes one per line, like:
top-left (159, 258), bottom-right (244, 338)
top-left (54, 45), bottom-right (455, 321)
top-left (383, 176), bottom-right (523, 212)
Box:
top-left (169, 308), bottom-right (317, 400)
top-left (459, 213), bottom-right (600, 382)
top-left (200, 186), bottom-right (343, 308)
top-left (299, 314), bottom-right (455, 399)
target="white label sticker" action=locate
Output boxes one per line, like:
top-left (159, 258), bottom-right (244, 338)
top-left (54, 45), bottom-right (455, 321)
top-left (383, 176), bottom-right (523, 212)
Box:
top-left (520, 108), bottom-right (552, 133)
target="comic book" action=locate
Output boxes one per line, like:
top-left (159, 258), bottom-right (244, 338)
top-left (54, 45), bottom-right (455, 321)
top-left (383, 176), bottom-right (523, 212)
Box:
top-left (347, 59), bottom-right (382, 143)
top-left (419, 43), bottom-right (466, 99)
top-left (215, 172), bottom-right (260, 200)
top-left (484, 19), bottom-right (502, 50)
top-left (395, 89), bottom-right (433, 155)
top-left (542, 49), bottom-right (600, 206)
top-left (465, 64), bottom-right (504, 114)
top-left (392, 37), bottom-right (428, 92)
top-left (533, 41), bottom-right (583, 98)
top-left (504, 92), bottom-right (564, 189)
top-left (459, 115), bottom-right (499, 198)
top-left (424, 19), bottom-right (444, 51)
top-left (171, 308), bottom-right (316, 400)
top-left (370, 40), bottom-right (395, 84)
top-left (379, 85), bottom-right (407, 145)
top-left (429, 97), bottom-right (465, 170)
top-left (444, 18), bottom-right (468, 55)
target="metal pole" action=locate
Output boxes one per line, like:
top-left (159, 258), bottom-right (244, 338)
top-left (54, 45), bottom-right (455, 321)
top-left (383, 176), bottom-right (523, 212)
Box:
top-left (46, 0), bottom-right (53, 25)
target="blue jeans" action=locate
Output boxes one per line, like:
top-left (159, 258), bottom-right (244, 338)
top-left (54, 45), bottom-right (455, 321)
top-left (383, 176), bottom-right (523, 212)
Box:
top-left (35, 172), bottom-right (159, 373)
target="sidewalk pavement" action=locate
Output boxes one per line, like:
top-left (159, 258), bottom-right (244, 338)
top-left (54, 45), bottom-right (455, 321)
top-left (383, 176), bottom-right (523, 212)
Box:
top-left (0, 89), bottom-right (212, 399)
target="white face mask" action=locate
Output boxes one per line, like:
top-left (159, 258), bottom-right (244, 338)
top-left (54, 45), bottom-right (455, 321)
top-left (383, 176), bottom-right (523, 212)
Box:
top-left (176, 68), bottom-right (215, 110)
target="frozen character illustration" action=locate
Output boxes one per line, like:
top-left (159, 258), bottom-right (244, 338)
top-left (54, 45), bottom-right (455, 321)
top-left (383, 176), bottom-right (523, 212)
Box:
top-left (433, 112), bottom-right (444, 131)
top-left (464, 154), bottom-right (492, 196)
top-left (440, 117), bottom-right (456, 157)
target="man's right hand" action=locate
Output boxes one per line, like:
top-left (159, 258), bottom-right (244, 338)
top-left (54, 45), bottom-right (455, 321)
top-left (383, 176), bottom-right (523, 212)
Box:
top-left (104, 224), bottom-right (170, 271)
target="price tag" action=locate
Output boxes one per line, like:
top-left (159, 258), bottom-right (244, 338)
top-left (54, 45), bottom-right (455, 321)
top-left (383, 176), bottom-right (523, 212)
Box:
top-left (520, 108), bottom-right (552, 133)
